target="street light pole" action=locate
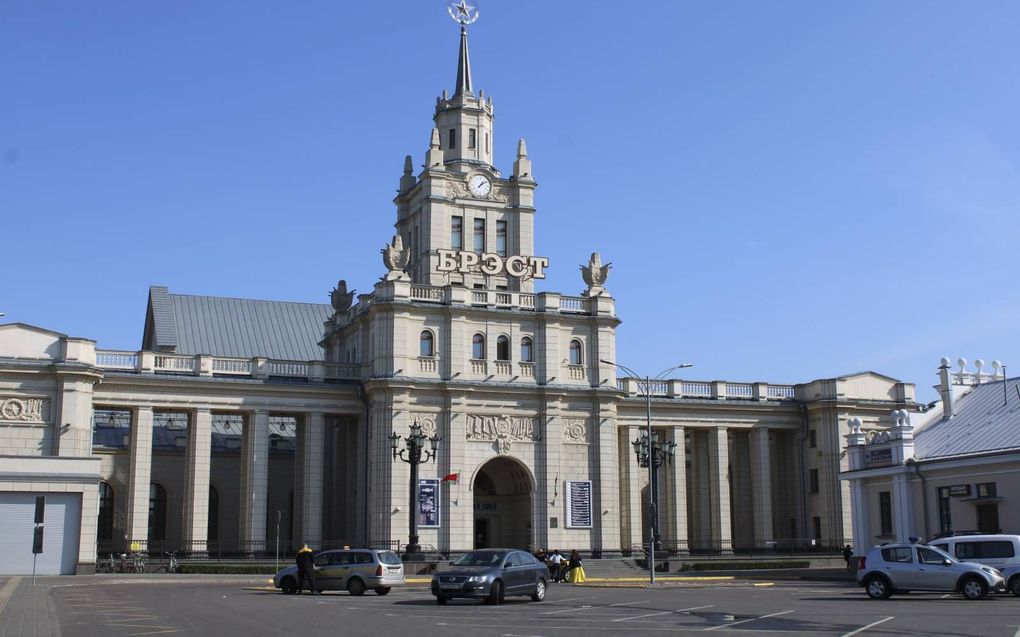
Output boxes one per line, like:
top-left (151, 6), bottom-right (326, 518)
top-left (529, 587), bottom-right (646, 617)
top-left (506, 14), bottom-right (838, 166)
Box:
top-left (603, 359), bottom-right (692, 585)
top-left (389, 422), bottom-right (441, 559)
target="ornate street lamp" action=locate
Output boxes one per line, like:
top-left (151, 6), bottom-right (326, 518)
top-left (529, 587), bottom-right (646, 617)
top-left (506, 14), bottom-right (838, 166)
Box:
top-left (602, 359), bottom-right (692, 585)
top-left (389, 422), bottom-right (441, 559)
top-left (631, 430), bottom-right (677, 556)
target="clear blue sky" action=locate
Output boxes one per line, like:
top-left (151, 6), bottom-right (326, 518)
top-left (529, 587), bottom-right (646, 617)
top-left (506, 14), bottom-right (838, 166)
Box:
top-left (3, 1), bottom-right (1019, 402)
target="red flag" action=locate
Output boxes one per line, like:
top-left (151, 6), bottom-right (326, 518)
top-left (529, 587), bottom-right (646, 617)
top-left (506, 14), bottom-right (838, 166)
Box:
top-left (442, 473), bottom-right (459, 484)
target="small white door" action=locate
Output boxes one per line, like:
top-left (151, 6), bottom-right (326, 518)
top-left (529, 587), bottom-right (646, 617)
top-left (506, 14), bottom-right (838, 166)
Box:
top-left (0, 492), bottom-right (82, 575)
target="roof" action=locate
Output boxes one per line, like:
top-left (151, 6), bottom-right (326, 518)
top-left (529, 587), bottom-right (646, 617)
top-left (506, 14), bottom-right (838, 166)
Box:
top-left (914, 377), bottom-right (1020, 460)
top-left (143, 286), bottom-right (332, 361)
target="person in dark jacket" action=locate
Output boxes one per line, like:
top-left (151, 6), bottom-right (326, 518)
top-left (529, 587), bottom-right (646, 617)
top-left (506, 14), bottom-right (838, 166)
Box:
top-left (296, 544), bottom-right (317, 594)
top-left (842, 545), bottom-right (854, 569)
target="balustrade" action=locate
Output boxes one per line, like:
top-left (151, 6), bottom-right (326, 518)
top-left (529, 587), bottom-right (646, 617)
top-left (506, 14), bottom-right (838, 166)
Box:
top-left (96, 351), bottom-right (138, 369)
top-left (212, 358), bottom-right (252, 375)
top-left (726, 383), bottom-right (753, 398)
top-left (494, 361), bottom-right (513, 376)
top-left (567, 365), bottom-right (586, 380)
top-left (519, 362), bottom-right (535, 378)
top-left (470, 360), bottom-right (487, 374)
top-left (418, 357), bottom-right (437, 373)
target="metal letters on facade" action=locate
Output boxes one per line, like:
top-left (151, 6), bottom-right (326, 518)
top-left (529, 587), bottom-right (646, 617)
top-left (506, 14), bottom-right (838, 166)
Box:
top-left (436, 249), bottom-right (550, 279)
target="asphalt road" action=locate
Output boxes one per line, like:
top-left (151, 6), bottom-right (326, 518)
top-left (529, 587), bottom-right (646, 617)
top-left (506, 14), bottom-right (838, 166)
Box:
top-left (48, 579), bottom-right (1020, 637)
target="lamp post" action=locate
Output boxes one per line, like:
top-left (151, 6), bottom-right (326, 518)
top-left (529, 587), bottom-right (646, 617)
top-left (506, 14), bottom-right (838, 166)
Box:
top-left (602, 359), bottom-right (692, 585)
top-left (389, 422), bottom-right (441, 559)
top-left (632, 429), bottom-right (676, 555)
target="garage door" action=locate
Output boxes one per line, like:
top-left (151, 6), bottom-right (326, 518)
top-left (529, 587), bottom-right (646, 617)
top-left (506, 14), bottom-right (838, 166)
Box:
top-left (0, 493), bottom-right (82, 575)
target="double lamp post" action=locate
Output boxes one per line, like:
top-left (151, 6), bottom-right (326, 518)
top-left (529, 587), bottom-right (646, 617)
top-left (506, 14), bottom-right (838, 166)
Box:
top-left (389, 421), bottom-right (441, 559)
top-left (602, 359), bottom-right (692, 585)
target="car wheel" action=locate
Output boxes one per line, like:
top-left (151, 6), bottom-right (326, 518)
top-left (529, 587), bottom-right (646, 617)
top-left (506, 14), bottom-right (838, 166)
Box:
top-left (488, 580), bottom-right (504, 605)
top-left (347, 578), bottom-right (366, 597)
top-left (1010, 576), bottom-right (1020, 597)
top-left (436, 595), bottom-right (448, 605)
top-left (960, 576), bottom-right (987, 601)
top-left (281, 577), bottom-right (297, 595)
top-left (865, 575), bottom-right (892, 599)
top-left (531, 578), bottom-right (546, 602)
top-left (374, 587), bottom-right (391, 596)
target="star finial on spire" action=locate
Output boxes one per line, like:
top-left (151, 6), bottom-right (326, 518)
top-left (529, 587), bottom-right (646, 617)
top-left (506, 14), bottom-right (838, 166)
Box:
top-left (447, 0), bottom-right (479, 26)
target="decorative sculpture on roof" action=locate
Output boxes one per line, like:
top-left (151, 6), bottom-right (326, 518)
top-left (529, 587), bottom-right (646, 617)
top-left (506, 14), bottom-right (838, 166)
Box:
top-left (329, 279), bottom-right (355, 313)
top-left (381, 235), bottom-right (411, 281)
top-left (580, 252), bottom-right (612, 296)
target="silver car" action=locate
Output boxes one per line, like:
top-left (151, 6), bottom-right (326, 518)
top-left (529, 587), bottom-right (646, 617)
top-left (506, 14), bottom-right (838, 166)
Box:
top-left (274, 549), bottom-right (405, 596)
top-left (857, 542), bottom-right (1005, 600)
top-left (430, 549), bottom-right (549, 605)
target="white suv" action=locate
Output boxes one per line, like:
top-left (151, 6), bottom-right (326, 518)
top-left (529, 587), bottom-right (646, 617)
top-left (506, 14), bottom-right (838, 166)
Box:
top-left (928, 534), bottom-right (1020, 570)
top-left (857, 542), bottom-right (1005, 600)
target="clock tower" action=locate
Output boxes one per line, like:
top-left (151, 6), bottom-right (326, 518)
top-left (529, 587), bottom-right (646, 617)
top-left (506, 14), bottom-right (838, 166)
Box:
top-left (393, 19), bottom-right (540, 292)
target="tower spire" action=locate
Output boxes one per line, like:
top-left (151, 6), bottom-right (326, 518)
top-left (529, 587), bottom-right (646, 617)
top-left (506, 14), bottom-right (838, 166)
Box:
top-left (454, 25), bottom-right (473, 98)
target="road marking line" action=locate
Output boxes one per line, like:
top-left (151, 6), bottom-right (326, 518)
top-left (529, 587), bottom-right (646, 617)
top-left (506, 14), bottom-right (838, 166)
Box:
top-left (550, 596), bottom-right (594, 603)
top-left (1013, 625), bottom-right (1020, 637)
top-left (705, 609), bottom-right (794, 631)
top-left (610, 600), bottom-right (650, 607)
top-left (841, 616), bottom-right (894, 637)
top-left (613, 604), bottom-right (714, 622)
top-left (543, 605), bottom-right (594, 615)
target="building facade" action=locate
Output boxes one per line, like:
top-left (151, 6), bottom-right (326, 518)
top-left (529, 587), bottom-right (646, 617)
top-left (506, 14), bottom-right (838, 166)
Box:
top-left (0, 23), bottom-right (919, 574)
top-left (841, 359), bottom-right (1018, 555)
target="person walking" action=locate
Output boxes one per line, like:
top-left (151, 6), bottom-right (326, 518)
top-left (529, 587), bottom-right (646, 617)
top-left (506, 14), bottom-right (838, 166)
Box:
top-left (296, 543), bottom-right (318, 594)
top-left (842, 545), bottom-right (854, 571)
top-left (548, 550), bottom-right (565, 582)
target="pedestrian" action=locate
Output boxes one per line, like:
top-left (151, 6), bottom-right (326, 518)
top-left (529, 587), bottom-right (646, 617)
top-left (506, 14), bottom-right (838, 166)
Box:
top-left (548, 549), bottom-right (565, 582)
top-left (296, 543), bottom-right (317, 594)
top-left (563, 549), bottom-right (585, 584)
top-left (842, 544), bottom-right (854, 569)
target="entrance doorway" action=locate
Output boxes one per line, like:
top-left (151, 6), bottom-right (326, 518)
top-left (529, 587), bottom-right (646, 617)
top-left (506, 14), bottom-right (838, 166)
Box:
top-left (472, 457), bottom-right (533, 550)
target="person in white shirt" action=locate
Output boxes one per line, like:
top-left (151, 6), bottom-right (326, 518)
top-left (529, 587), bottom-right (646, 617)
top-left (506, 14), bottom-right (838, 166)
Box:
top-left (548, 549), bottom-right (565, 582)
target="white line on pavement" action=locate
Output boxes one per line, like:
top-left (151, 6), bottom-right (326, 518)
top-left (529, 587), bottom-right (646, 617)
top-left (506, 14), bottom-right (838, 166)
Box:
top-left (612, 604), bottom-right (714, 622)
top-left (1013, 625), bottom-right (1020, 637)
top-left (610, 600), bottom-right (649, 606)
top-left (542, 604), bottom-right (594, 615)
top-left (704, 609), bottom-right (794, 631)
top-left (841, 617), bottom-right (894, 637)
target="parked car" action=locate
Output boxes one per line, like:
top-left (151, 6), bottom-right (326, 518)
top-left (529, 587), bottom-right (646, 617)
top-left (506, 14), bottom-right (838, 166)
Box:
top-left (274, 548), bottom-right (405, 596)
top-left (857, 542), bottom-right (1005, 600)
top-left (1002, 564), bottom-right (1020, 596)
top-left (430, 548), bottom-right (548, 605)
top-left (928, 534), bottom-right (1020, 570)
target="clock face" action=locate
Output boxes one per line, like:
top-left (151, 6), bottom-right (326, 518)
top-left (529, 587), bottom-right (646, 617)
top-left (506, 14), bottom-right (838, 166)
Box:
top-left (468, 174), bottom-right (492, 198)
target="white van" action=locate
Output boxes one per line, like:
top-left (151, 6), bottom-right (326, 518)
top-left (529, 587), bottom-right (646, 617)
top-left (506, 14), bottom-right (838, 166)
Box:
top-left (929, 535), bottom-right (1020, 569)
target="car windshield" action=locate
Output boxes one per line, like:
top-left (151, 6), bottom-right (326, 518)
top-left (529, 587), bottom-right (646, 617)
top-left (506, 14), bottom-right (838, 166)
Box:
top-left (452, 550), bottom-right (507, 567)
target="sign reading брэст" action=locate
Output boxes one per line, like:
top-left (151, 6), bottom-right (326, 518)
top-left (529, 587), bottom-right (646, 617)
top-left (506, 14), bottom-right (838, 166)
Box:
top-left (436, 249), bottom-right (549, 279)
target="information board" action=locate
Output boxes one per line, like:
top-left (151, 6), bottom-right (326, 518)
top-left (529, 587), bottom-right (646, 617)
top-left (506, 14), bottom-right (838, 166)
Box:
top-left (565, 480), bottom-right (593, 529)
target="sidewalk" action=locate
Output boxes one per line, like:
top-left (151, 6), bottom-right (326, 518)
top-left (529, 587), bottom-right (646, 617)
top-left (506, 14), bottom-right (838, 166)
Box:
top-left (0, 577), bottom-right (60, 637)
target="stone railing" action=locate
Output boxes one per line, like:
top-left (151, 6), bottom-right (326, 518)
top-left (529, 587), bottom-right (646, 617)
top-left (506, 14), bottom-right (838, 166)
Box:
top-left (616, 377), bottom-right (796, 402)
top-left (96, 350), bottom-right (362, 382)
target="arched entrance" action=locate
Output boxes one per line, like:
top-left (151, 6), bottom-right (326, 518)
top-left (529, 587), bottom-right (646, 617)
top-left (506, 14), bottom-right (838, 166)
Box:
top-left (472, 457), bottom-right (533, 550)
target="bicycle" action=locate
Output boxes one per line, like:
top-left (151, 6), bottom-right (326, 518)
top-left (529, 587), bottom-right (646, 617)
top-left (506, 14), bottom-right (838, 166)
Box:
top-left (122, 552), bottom-right (146, 574)
top-left (95, 553), bottom-right (117, 574)
top-left (155, 551), bottom-right (179, 574)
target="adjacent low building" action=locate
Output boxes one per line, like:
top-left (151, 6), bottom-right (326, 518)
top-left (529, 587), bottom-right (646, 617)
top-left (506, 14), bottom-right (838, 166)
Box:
top-left (841, 358), bottom-right (1018, 554)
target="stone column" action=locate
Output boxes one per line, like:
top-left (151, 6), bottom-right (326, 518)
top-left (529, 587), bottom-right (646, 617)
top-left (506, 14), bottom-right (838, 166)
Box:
top-left (667, 425), bottom-right (688, 554)
top-left (848, 479), bottom-right (869, 556)
top-left (239, 410), bottom-right (270, 552)
top-left (126, 406), bottom-right (154, 548)
top-left (708, 427), bottom-right (733, 554)
top-left (891, 474), bottom-right (914, 543)
top-left (182, 409), bottom-right (212, 554)
top-left (622, 425), bottom-right (646, 550)
top-left (299, 412), bottom-right (325, 546)
top-left (441, 401), bottom-right (467, 552)
top-left (595, 404), bottom-right (621, 553)
top-left (750, 427), bottom-right (773, 551)
top-left (540, 401), bottom-right (563, 550)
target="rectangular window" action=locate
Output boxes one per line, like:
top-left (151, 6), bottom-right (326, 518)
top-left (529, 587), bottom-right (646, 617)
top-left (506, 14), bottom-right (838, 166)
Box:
top-left (937, 487), bottom-right (952, 532)
top-left (473, 218), bottom-right (485, 253)
top-left (451, 216), bottom-right (463, 250)
top-left (485, 132), bottom-right (490, 154)
top-left (448, 128), bottom-right (456, 149)
top-left (496, 220), bottom-right (507, 257)
top-left (880, 547), bottom-right (913, 563)
top-left (976, 482), bottom-right (997, 498)
top-left (808, 429), bottom-right (816, 448)
top-left (468, 128), bottom-right (477, 149)
top-left (879, 491), bottom-right (893, 535)
top-left (809, 469), bottom-right (819, 494)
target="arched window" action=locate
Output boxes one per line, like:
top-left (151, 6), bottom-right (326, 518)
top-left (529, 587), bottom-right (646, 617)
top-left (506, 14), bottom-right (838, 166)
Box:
top-left (148, 483), bottom-right (167, 543)
top-left (569, 339), bottom-right (583, 365)
top-left (472, 334), bottom-right (485, 360)
top-left (208, 485), bottom-right (219, 542)
top-left (97, 482), bottom-right (114, 542)
top-left (496, 335), bottom-right (510, 361)
top-left (420, 330), bottom-right (435, 357)
top-left (520, 337), bottom-right (533, 362)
